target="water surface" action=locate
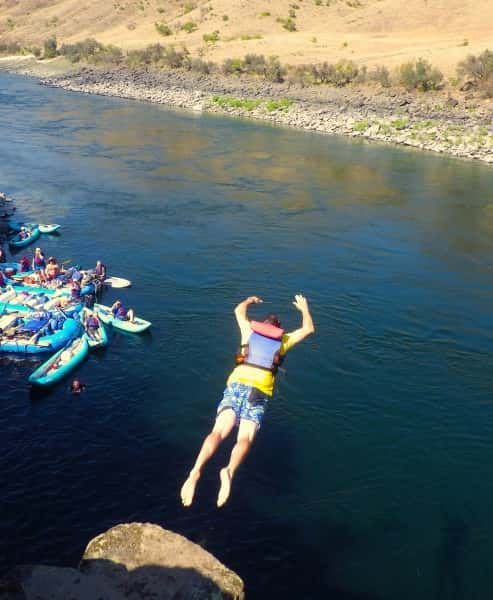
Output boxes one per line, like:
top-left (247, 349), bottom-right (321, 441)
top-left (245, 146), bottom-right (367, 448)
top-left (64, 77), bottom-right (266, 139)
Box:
top-left (1, 73), bottom-right (493, 599)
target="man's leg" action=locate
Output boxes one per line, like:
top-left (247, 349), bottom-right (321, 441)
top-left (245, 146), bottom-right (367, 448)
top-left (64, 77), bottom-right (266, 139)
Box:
top-left (217, 418), bottom-right (258, 508)
top-left (180, 408), bottom-right (236, 507)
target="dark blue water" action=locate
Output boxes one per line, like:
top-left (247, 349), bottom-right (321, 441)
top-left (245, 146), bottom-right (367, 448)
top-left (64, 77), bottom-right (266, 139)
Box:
top-left (2, 72), bottom-right (493, 599)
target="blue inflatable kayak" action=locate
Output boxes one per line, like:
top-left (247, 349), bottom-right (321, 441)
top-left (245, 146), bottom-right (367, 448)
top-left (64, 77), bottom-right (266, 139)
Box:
top-left (28, 336), bottom-right (89, 386)
top-left (95, 303), bottom-right (151, 333)
top-left (0, 317), bottom-right (81, 354)
top-left (9, 226), bottom-right (40, 249)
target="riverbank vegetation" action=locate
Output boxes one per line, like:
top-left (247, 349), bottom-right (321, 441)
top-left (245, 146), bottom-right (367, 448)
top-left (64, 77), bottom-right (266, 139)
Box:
top-left (2, 34), bottom-right (492, 99)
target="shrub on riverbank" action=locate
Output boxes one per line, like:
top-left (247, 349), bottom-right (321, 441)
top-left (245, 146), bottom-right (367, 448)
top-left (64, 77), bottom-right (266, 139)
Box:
top-left (60, 38), bottom-right (123, 65)
top-left (43, 36), bottom-right (58, 59)
top-left (0, 41), bottom-right (22, 56)
top-left (399, 58), bottom-right (443, 91)
top-left (222, 54), bottom-right (285, 82)
top-left (212, 95), bottom-right (292, 112)
top-left (289, 60), bottom-right (359, 86)
top-left (457, 49), bottom-right (493, 97)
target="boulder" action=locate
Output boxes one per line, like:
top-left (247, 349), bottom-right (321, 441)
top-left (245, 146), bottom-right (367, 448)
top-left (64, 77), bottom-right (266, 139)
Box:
top-left (0, 523), bottom-right (245, 600)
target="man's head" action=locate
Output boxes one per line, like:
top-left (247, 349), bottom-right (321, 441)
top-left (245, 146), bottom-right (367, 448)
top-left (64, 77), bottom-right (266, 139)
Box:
top-left (263, 313), bottom-right (282, 328)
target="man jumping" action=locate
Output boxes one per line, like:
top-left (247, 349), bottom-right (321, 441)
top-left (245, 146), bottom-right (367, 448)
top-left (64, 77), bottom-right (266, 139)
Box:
top-left (180, 294), bottom-right (315, 508)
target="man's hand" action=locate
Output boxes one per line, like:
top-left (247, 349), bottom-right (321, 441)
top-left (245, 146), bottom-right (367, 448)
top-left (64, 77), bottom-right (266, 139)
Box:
top-left (246, 296), bottom-right (263, 305)
top-left (292, 294), bottom-right (309, 313)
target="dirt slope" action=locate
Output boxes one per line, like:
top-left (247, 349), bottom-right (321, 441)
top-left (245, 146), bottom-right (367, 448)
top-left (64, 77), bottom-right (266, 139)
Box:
top-left (0, 0), bottom-right (492, 74)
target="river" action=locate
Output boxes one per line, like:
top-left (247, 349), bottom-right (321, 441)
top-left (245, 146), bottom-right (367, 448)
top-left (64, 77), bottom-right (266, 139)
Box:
top-left (1, 72), bottom-right (493, 599)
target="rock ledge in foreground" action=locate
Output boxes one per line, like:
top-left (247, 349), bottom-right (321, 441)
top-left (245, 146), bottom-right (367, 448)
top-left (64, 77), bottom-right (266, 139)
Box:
top-left (0, 522), bottom-right (245, 600)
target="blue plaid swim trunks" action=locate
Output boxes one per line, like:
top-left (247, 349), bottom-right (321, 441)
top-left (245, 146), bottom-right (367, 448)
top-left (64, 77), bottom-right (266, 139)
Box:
top-left (217, 382), bottom-right (269, 428)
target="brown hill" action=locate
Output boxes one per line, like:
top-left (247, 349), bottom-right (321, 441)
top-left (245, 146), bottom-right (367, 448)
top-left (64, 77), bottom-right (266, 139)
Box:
top-left (0, 0), bottom-right (492, 74)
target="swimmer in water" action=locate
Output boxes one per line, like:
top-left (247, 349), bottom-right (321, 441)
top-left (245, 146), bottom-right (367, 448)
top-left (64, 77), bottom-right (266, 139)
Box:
top-left (70, 379), bottom-right (86, 394)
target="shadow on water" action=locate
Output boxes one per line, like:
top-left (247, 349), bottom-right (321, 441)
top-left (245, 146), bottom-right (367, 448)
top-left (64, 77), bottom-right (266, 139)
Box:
top-left (2, 561), bottom-right (240, 598)
top-left (435, 507), bottom-right (470, 600)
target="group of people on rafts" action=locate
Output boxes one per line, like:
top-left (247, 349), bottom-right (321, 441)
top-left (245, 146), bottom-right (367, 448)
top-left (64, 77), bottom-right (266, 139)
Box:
top-left (181, 294), bottom-right (315, 508)
top-left (0, 249), bottom-right (136, 342)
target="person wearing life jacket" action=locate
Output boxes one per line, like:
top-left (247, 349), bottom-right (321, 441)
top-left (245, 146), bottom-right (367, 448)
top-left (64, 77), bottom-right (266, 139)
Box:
top-left (32, 247), bottom-right (46, 271)
top-left (94, 260), bottom-right (106, 281)
top-left (83, 310), bottom-right (101, 341)
top-left (111, 300), bottom-right (135, 323)
top-left (20, 256), bottom-right (30, 272)
top-left (32, 247), bottom-right (46, 283)
top-left (180, 293), bottom-right (315, 509)
top-left (70, 279), bottom-right (81, 301)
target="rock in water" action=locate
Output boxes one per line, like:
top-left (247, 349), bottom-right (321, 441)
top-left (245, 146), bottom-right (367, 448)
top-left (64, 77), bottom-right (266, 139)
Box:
top-left (0, 523), bottom-right (245, 599)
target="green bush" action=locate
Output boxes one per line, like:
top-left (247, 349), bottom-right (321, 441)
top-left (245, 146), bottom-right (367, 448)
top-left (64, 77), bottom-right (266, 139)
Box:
top-left (391, 118), bottom-right (409, 130)
top-left (222, 14), bottom-right (229, 21)
top-left (183, 2), bottom-right (196, 14)
top-left (290, 59), bottom-right (359, 86)
top-left (259, 11), bottom-right (271, 17)
top-left (265, 98), bottom-right (292, 111)
top-left (155, 22), bottom-right (172, 36)
top-left (281, 17), bottom-right (297, 31)
top-left (289, 8), bottom-right (297, 17)
top-left (212, 95), bottom-right (262, 111)
top-left (457, 49), bottom-right (493, 84)
top-left (181, 21), bottom-right (198, 33)
top-left (163, 45), bottom-right (190, 68)
top-left (354, 120), bottom-right (370, 132)
top-left (399, 58), bottom-right (443, 91)
top-left (43, 36), bottom-right (58, 59)
top-left (243, 53), bottom-right (266, 75)
top-left (203, 30), bottom-right (220, 43)
top-left (0, 41), bottom-right (22, 55)
top-left (222, 57), bottom-right (244, 75)
top-left (60, 38), bottom-right (123, 65)
top-left (190, 57), bottom-right (213, 73)
top-left (370, 65), bottom-right (391, 87)
top-left (265, 56), bottom-right (286, 82)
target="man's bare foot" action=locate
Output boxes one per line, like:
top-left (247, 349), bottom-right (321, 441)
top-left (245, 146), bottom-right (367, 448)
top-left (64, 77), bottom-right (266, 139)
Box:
top-left (217, 467), bottom-right (232, 508)
top-left (180, 470), bottom-right (200, 507)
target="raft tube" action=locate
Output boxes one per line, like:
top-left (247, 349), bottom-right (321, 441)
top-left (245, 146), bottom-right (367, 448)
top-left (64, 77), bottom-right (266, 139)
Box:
top-left (0, 317), bottom-right (81, 354)
top-left (28, 336), bottom-right (88, 386)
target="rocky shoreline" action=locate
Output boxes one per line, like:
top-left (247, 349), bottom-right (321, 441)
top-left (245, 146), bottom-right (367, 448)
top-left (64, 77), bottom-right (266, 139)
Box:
top-left (2, 58), bottom-right (493, 163)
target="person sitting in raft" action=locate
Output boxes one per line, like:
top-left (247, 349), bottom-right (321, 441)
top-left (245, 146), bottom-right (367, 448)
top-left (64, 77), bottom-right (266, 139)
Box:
top-left (111, 300), bottom-right (135, 323)
top-left (180, 294), bottom-right (315, 509)
top-left (45, 257), bottom-right (60, 282)
top-left (70, 279), bottom-right (81, 301)
top-left (94, 260), bottom-right (107, 281)
top-left (70, 379), bottom-right (86, 394)
top-left (18, 227), bottom-right (28, 241)
top-left (20, 256), bottom-right (31, 273)
top-left (83, 310), bottom-right (102, 341)
top-left (84, 293), bottom-right (95, 310)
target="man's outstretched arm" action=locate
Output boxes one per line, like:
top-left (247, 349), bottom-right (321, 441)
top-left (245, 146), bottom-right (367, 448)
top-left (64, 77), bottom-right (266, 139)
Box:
top-left (234, 296), bottom-right (263, 339)
top-left (285, 294), bottom-right (315, 346)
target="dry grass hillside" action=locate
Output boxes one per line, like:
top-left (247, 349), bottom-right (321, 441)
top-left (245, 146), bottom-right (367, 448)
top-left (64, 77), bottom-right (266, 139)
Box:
top-left (0, 0), bottom-right (492, 74)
